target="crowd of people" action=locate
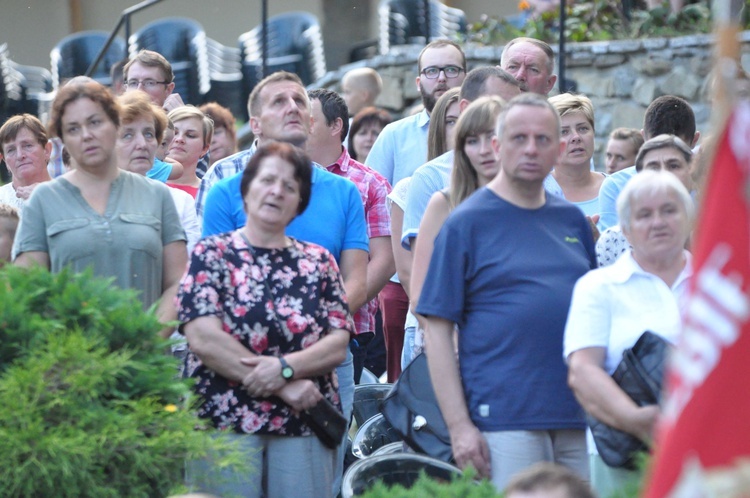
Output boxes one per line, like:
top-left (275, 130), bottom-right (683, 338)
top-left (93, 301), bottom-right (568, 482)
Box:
top-left (0, 32), bottom-right (713, 497)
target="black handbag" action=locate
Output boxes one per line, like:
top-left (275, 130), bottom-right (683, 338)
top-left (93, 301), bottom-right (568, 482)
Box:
top-left (380, 352), bottom-right (454, 463)
top-left (303, 398), bottom-right (348, 449)
top-left (588, 331), bottom-right (670, 469)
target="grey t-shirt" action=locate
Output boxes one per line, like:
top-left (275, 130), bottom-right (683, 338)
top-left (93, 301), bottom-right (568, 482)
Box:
top-left (13, 171), bottom-right (186, 307)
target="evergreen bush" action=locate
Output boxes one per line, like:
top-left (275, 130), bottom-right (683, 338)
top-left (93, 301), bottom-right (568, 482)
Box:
top-left (0, 265), bottom-right (236, 497)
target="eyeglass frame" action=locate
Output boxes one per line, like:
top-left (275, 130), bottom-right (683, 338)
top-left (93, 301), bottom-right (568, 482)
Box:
top-left (124, 79), bottom-right (171, 89)
top-left (419, 65), bottom-right (464, 79)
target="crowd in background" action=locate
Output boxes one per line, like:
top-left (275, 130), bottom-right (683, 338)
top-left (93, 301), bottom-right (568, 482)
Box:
top-left (0, 32), bottom-right (719, 498)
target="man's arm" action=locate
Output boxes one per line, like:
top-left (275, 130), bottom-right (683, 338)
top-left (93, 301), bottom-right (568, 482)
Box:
top-left (339, 248), bottom-right (368, 313)
top-left (390, 203), bottom-right (412, 297)
top-left (365, 236), bottom-right (395, 302)
top-left (156, 240), bottom-right (188, 338)
top-left (424, 316), bottom-right (491, 478)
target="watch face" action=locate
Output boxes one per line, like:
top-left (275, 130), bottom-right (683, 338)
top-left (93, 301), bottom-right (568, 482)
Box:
top-left (282, 366), bottom-right (294, 379)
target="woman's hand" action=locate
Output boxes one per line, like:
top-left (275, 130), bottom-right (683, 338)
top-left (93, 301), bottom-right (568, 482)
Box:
top-left (276, 379), bottom-right (323, 413)
top-left (633, 404), bottom-right (660, 443)
top-left (240, 355), bottom-right (286, 397)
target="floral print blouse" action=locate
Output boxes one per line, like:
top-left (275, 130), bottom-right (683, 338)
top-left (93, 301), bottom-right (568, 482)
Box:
top-left (177, 231), bottom-right (354, 435)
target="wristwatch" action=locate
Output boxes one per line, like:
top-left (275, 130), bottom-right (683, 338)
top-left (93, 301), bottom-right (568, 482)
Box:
top-left (279, 356), bottom-right (294, 381)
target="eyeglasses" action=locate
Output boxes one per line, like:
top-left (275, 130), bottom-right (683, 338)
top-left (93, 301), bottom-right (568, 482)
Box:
top-left (420, 65), bottom-right (463, 79)
top-left (124, 79), bottom-right (169, 89)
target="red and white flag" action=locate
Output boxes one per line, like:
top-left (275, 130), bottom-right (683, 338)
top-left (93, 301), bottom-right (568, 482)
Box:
top-left (644, 100), bottom-right (750, 498)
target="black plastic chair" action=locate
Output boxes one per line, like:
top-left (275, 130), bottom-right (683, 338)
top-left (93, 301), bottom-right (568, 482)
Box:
top-left (352, 383), bottom-right (393, 429)
top-left (378, 0), bottom-right (467, 54)
top-left (50, 31), bottom-right (126, 88)
top-left (351, 414), bottom-right (402, 459)
top-left (341, 453), bottom-right (462, 497)
top-left (205, 38), bottom-right (243, 120)
top-left (238, 12), bottom-right (326, 120)
top-left (129, 17), bottom-right (210, 105)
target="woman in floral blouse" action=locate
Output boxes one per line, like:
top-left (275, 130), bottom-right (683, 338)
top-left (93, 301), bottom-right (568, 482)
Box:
top-left (178, 142), bottom-right (353, 498)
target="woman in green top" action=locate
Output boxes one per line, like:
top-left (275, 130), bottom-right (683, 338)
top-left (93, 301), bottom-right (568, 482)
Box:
top-left (12, 80), bottom-right (187, 337)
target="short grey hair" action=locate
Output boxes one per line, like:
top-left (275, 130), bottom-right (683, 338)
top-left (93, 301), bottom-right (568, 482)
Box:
top-left (617, 169), bottom-right (695, 232)
top-left (635, 134), bottom-right (693, 172)
top-left (495, 93), bottom-right (561, 140)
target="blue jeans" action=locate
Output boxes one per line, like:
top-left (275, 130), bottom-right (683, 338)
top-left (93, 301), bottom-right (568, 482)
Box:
top-left (332, 347), bottom-right (354, 495)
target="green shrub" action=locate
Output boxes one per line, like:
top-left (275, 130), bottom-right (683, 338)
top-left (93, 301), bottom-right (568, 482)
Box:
top-left (359, 468), bottom-right (503, 498)
top-left (465, 0), bottom-right (719, 45)
top-left (0, 265), bottom-right (236, 497)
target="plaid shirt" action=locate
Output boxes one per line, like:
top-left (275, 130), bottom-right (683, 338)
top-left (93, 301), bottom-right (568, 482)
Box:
top-left (195, 142), bottom-right (257, 223)
top-left (327, 148), bottom-right (393, 334)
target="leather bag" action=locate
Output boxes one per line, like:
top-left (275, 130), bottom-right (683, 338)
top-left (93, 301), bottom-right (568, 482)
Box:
top-left (303, 398), bottom-right (348, 449)
top-left (588, 331), bottom-right (670, 469)
top-left (380, 353), bottom-right (454, 463)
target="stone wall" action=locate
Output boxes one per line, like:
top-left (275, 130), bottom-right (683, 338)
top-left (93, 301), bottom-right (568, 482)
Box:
top-left (315, 31), bottom-right (750, 169)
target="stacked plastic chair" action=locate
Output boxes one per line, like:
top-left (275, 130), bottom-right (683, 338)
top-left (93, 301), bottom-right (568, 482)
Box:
top-left (205, 37), bottom-right (243, 120)
top-left (129, 17), bottom-right (211, 106)
top-left (238, 12), bottom-right (327, 120)
top-left (378, 0), bottom-right (467, 54)
top-left (50, 31), bottom-right (126, 88)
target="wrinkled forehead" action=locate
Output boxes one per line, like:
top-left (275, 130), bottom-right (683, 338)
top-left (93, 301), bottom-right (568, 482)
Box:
top-left (503, 43), bottom-right (551, 71)
top-left (262, 81), bottom-right (309, 102)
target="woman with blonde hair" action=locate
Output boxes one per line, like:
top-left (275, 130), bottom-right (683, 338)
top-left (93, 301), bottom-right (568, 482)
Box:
top-left (408, 96), bottom-right (505, 362)
top-left (546, 93), bottom-right (606, 220)
top-left (166, 106), bottom-right (213, 198)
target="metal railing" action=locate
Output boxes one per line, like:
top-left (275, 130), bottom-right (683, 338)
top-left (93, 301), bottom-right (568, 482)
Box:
top-left (85, 0), bottom-right (164, 78)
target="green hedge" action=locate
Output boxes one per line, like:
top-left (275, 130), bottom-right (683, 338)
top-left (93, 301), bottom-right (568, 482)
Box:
top-left (0, 265), bottom-right (236, 497)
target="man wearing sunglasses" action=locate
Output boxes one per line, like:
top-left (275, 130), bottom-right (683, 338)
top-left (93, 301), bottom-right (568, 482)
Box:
top-left (365, 40), bottom-right (466, 188)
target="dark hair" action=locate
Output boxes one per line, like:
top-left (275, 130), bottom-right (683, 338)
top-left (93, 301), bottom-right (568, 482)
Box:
top-left (248, 71), bottom-right (306, 118)
top-left (505, 462), bottom-right (595, 498)
top-left (48, 81), bottom-right (120, 139)
top-left (347, 106), bottom-right (392, 161)
top-left (460, 66), bottom-right (520, 103)
top-left (643, 95), bottom-right (696, 145)
top-left (308, 88), bottom-right (349, 142)
top-left (634, 134), bottom-right (693, 172)
top-left (0, 114), bottom-right (48, 151)
top-left (110, 58), bottom-right (128, 86)
top-left (240, 142), bottom-right (313, 218)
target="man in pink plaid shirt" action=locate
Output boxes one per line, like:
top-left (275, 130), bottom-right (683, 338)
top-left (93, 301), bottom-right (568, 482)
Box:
top-left (307, 88), bottom-right (395, 379)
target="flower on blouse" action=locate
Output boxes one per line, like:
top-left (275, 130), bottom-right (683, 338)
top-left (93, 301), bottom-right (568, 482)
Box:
top-left (518, 0), bottom-right (531, 10)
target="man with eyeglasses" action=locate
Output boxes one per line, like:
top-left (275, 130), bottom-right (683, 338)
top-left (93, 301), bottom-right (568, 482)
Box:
top-left (124, 50), bottom-right (209, 179)
top-left (363, 40), bottom-right (465, 391)
top-left (364, 39), bottom-right (466, 188)
top-left (123, 49), bottom-right (184, 111)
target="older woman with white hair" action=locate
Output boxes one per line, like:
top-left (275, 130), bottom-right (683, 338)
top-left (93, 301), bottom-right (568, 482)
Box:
top-left (563, 169), bottom-right (694, 495)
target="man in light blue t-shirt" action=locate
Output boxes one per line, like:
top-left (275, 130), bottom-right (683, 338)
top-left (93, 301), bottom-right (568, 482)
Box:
top-left (364, 39), bottom-right (466, 187)
top-left (200, 71), bottom-right (368, 496)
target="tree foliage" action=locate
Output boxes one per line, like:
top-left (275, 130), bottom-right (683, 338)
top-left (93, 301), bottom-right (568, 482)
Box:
top-left (0, 266), bottom-right (236, 497)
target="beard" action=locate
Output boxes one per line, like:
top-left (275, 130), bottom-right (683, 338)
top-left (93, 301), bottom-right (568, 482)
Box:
top-left (419, 82), bottom-right (448, 113)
